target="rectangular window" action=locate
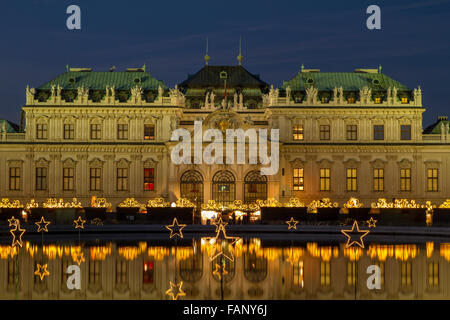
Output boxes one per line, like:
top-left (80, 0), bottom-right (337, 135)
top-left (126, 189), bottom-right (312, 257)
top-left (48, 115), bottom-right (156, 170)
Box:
top-left (293, 168), bottom-right (304, 191)
top-left (117, 124), bottom-right (128, 140)
top-left (90, 124), bottom-right (101, 140)
top-left (401, 125), bottom-right (411, 140)
top-left (373, 168), bottom-right (384, 191)
top-left (292, 261), bottom-right (304, 288)
top-left (144, 168), bottom-right (154, 191)
top-left (36, 124), bottom-right (48, 140)
top-left (90, 168), bottom-right (101, 191)
top-left (428, 262), bottom-right (439, 287)
top-left (9, 167), bottom-right (20, 191)
top-left (346, 168), bottom-right (357, 191)
top-left (320, 261), bottom-right (331, 286)
top-left (117, 168), bottom-right (128, 191)
top-left (36, 167), bottom-right (47, 191)
top-left (144, 124), bottom-right (155, 140)
top-left (427, 168), bottom-right (438, 192)
top-left (89, 261), bottom-right (101, 285)
top-left (401, 97), bottom-right (408, 104)
top-left (374, 125), bottom-right (384, 140)
top-left (347, 97), bottom-right (355, 103)
top-left (374, 97), bottom-right (381, 104)
top-left (320, 168), bottom-right (331, 191)
top-left (401, 262), bottom-right (412, 287)
top-left (319, 125), bottom-right (330, 140)
top-left (116, 260), bottom-right (127, 285)
top-left (347, 261), bottom-right (356, 286)
top-left (63, 124), bottom-right (74, 140)
top-left (63, 167), bottom-right (74, 191)
top-left (143, 261), bottom-right (154, 284)
top-left (346, 125), bottom-right (357, 141)
top-left (400, 168), bottom-right (411, 191)
top-left (292, 125), bottom-right (304, 141)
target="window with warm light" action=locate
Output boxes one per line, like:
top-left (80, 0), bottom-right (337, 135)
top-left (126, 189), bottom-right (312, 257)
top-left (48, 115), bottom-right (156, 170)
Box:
top-left (293, 168), bottom-right (304, 191)
top-left (63, 124), bottom-right (74, 140)
top-left (144, 124), bottom-right (155, 140)
top-left (346, 125), bottom-right (357, 140)
top-left (373, 168), bottom-right (384, 191)
top-left (320, 261), bottom-right (331, 286)
top-left (401, 97), bottom-right (408, 104)
top-left (292, 261), bottom-right (304, 288)
top-left (346, 168), bottom-right (357, 191)
top-left (9, 167), bottom-right (20, 191)
top-left (36, 124), bottom-right (48, 140)
top-left (36, 167), bottom-right (47, 191)
top-left (374, 97), bottom-right (381, 104)
top-left (347, 261), bottom-right (356, 286)
top-left (428, 262), bottom-right (439, 287)
top-left (117, 168), bottom-right (128, 191)
top-left (143, 261), bottom-right (154, 284)
top-left (320, 125), bottom-right (330, 140)
top-left (427, 168), bottom-right (438, 192)
top-left (347, 97), bottom-right (355, 103)
top-left (90, 168), bottom-right (101, 191)
top-left (89, 261), bottom-right (101, 285)
top-left (400, 168), bottom-right (411, 191)
top-left (144, 168), bottom-right (154, 191)
top-left (292, 124), bottom-right (304, 141)
top-left (63, 167), bottom-right (74, 191)
top-left (117, 124), bottom-right (128, 140)
top-left (320, 168), bottom-right (331, 191)
top-left (401, 261), bottom-right (412, 287)
top-left (90, 124), bottom-right (101, 140)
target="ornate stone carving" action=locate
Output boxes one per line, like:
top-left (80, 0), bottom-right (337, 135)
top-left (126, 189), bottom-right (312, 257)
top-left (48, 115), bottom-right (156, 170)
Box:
top-left (142, 157), bottom-right (158, 167)
top-left (413, 86), bottom-right (422, 106)
top-left (359, 86), bottom-right (372, 104)
top-left (116, 158), bottom-right (131, 168)
top-left (305, 86), bottom-right (318, 104)
top-left (88, 158), bottom-right (104, 167)
top-left (131, 85), bottom-right (143, 103)
top-left (62, 157), bottom-right (77, 167)
top-left (7, 159), bottom-right (24, 166)
top-left (26, 85), bottom-right (36, 104)
top-left (370, 158), bottom-right (387, 168)
top-left (34, 157), bottom-right (50, 167)
top-left (397, 158), bottom-right (412, 168)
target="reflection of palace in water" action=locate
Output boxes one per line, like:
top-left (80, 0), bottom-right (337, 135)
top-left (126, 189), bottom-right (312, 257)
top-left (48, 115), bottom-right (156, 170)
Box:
top-left (1, 240), bottom-right (450, 299)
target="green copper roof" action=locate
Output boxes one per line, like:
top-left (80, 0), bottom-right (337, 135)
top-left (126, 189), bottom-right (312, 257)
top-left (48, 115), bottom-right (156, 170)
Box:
top-left (423, 117), bottom-right (449, 134)
top-left (37, 71), bottom-right (167, 91)
top-left (0, 119), bottom-right (19, 133)
top-left (281, 71), bottom-right (411, 92)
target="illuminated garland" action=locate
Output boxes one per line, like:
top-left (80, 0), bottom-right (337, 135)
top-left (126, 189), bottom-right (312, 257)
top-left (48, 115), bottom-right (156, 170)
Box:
top-left (26, 199), bottom-right (39, 210)
top-left (0, 198), bottom-right (24, 208)
top-left (42, 197), bottom-right (82, 208)
top-left (147, 197), bottom-right (170, 207)
top-left (439, 199), bottom-right (450, 209)
top-left (307, 198), bottom-right (339, 213)
top-left (175, 198), bottom-right (196, 208)
top-left (255, 198), bottom-right (282, 207)
top-left (228, 200), bottom-right (259, 212)
top-left (284, 197), bottom-right (306, 208)
top-left (201, 200), bottom-right (223, 211)
top-left (343, 197), bottom-right (364, 208)
top-left (118, 197), bottom-right (145, 208)
top-left (91, 197), bottom-right (112, 208)
top-left (371, 198), bottom-right (422, 209)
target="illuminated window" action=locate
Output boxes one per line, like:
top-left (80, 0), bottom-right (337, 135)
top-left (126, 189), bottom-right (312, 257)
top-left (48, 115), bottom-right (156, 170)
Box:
top-left (90, 124), bottom-right (101, 140)
top-left (320, 168), bottom-right (331, 191)
top-left (117, 168), bottom-right (128, 191)
top-left (401, 261), bottom-right (412, 287)
top-left (180, 170), bottom-right (204, 208)
top-left (89, 261), bottom-right (101, 285)
top-left (292, 261), bottom-right (304, 289)
top-left (144, 168), bottom-right (154, 191)
top-left (320, 261), bottom-right (331, 286)
top-left (36, 167), bottom-right (47, 191)
top-left (374, 97), bottom-right (381, 104)
top-left (346, 168), bottom-right (357, 191)
top-left (63, 124), bottom-right (74, 140)
top-left (401, 97), bottom-right (408, 104)
top-left (293, 168), bottom-right (304, 191)
top-left (401, 125), bottom-right (411, 140)
top-left (427, 168), bottom-right (438, 192)
top-left (400, 168), bottom-right (411, 191)
top-left (373, 125), bottom-right (384, 140)
top-left (244, 170), bottom-right (267, 203)
top-left (36, 124), bottom-right (48, 139)
top-left (292, 125), bottom-right (304, 141)
top-left (144, 124), bottom-right (155, 140)
top-left (346, 125), bottom-right (357, 140)
top-left (90, 168), bottom-right (101, 191)
top-left (244, 253), bottom-right (268, 283)
top-left (143, 261), bottom-right (154, 284)
top-left (428, 262), bottom-right (439, 287)
top-left (347, 97), bottom-right (355, 103)
top-left (373, 168), bottom-right (384, 191)
top-left (63, 167), bottom-right (74, 191)
top-left (117, 124), bottom-right (128, 140)
top-left (9, 167), bottom-right (20, 191)
top-left (320, 125), bottom-right (330, 140)
top-left (347, 261), bottom-right (356, 286)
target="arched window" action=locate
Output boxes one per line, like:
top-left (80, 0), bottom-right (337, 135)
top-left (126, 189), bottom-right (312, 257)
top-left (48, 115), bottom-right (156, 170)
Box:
top-left (180, 170), bottom-right (204, 208)
top-left (244, 170), bottom-right (267, 203)
top-left (212, 171), bottom-right (236, 206)
top-left (179, 252), bottom-right (203, 283)
top-left (211, 258), bottom-right (235, 283)
top-left (244, 252), bottom-right (267, 283)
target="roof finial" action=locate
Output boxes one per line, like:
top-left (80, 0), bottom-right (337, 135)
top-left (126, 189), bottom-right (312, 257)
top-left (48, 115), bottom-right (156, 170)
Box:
top-left (143, 64), bottom-right (146, 72)
top-left (378, 64), bottom-right (382, 73)
top-left (237, 36), bottom-right (243, 66)
top-left (204, 37), bottom-right (210, 66)
top-left (66, 64), bottom-right (69, 72)
top-left (301, 64), bottom-right (304, 72)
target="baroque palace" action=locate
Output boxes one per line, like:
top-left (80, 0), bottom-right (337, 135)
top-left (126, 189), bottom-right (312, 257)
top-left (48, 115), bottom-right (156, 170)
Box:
top-left (0, 57), bottom-right (449, 209)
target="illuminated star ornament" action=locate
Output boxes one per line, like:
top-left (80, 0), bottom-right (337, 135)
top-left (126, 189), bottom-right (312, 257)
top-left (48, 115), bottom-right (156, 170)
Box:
top-left (72, 251), bottom-right (85, 266)
top-left (165, 281), bottom-right (186, 300)
top-left (286, 217), bottom-right (299, 230)
top-left (73, 216), bottom-right (86, 229)
top-left (8, 216), bottom-right (19, 227)
top-left (35, 216), bottom-right (51, 233)
top-left (165, 217), bottom-right (187, 239)
top-left (212, 217), bottom-right (228, 232)
top-left (341, 220), bottom-right (370, 248)
top-left (367, 217), bottom-right (377, 228)
top-left (10, 222), bottom-right (26, 248)
top-left (212, 263), bottom-right (229, 280)
top-left (34, 264), bottom-right (50, 281)
top-left (205, 219), bottom-right (240, 262)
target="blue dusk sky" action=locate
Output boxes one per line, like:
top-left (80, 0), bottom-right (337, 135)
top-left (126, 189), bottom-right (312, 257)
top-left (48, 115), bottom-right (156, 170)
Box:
top-left (0, 0), bottom-right (449, 126)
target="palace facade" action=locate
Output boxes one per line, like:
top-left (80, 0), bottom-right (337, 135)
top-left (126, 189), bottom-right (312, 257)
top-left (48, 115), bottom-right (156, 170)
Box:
top-left (0, 62), bottom-right (449, 208)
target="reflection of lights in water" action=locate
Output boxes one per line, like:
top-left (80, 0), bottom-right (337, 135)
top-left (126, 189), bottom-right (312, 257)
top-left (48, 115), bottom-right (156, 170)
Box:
top-left (427, 242), bottom-right (434, 258)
